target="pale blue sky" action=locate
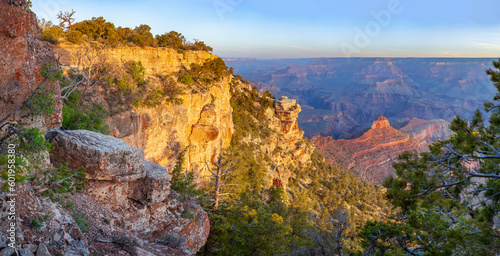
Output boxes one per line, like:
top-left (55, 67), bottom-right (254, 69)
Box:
top-left (32, 0), bottom-right (500, 58)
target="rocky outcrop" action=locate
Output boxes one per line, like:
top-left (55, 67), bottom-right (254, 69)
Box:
top-left (0, 0), bottom-right (62, 130)
top-left (47, 130), bottom-right (209, 254)
top-left (0, 183), bottom-right (89, 256)
top-left (371, 116), bottom-right (390, 129)
top-left (264, 97), bottom-right (313, 190)
top-left (312, 117), bottom-right (424, 184)
top-left (48, 130), bottom-right (145, 181)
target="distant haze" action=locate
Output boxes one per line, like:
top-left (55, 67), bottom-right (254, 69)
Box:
top-left (32, 0), bottom-right (500, 58)
top-left (225, 57), bottom-right (497, 138)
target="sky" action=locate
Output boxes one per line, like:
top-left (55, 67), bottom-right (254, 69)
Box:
top-left (32, 0), bottom-right (500, 59)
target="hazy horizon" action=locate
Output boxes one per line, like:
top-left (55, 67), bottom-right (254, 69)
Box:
top-left (32, 0), bottom-right (500, 59)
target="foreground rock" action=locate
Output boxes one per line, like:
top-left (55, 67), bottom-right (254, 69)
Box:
top-left (48, 129), bottom-right (210, 255)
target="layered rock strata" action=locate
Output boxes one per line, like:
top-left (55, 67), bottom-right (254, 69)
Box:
top-left (55, 45), bottom-right (234, 180)
top-left (54, 45), bottom-right (214, 75)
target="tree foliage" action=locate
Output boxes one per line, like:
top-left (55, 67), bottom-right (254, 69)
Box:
top-left (42, 15), bottom-right (214, 51)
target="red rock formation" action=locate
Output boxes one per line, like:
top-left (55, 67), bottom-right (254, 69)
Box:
top-left (371, 116), bottom-right (390, 129)
top-left (0, 0), bottom-right (62, 129)
top-left (312, 116), bottom-right (422, 184)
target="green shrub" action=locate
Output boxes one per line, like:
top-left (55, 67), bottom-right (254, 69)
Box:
top-left (178, 71), bottom-right (193, 85)
top-left (41, 63), bottom-right (64, 83)
top-left (73, 212), bottom-right (90, 233)
top-left (0, 155), bottom-right (26, 191)
top-left (22, 87), bottom-right (55, 117)
top-left (124, 61), bottom-right (147, 86)
top-left (31, 218), bottom-right (44, 230)
top-left (62, 90), bottom-right (110, 134)
top-left (170, 150), bottom-right (204, 202)
top-left (38, 163), bottom-right (88, 199)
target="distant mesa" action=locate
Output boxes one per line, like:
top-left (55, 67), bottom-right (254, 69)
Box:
top-left (371, 116), bottom-right (390, 129)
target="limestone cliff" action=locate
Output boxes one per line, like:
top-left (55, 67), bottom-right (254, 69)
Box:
top-left (55, 44), bottom-right (214, 75)
top-left (109, 77), bottom-right (234, 178)
top-left (54, 45), bottom-right (234, 180)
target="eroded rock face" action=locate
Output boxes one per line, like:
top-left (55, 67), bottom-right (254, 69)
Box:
top-left (129, 161), bottom-right (171, 206)
top-left (0, 0), bottom-right (62, 130)
top-left (399, 118), bottom-right (452, 144)
top-left (48, 130), bottom-right (209, 253)
top-left (54, 45), bottom-right (234, 180)
top-left (264, 97), bottom-right (313, 190)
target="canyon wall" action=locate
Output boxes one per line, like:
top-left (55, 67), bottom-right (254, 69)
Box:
top-left (225, 58), bottom-right (494, 139)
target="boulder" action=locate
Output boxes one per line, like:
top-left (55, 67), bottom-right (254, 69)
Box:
top-left (18, 248), bottom-right (34, 256)
top-left (47, 130), bottom-right (145, 180)
top-left (85, 181), bottom-right (130, 210)
top-left (129, 161), bottom-right (170, 205)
